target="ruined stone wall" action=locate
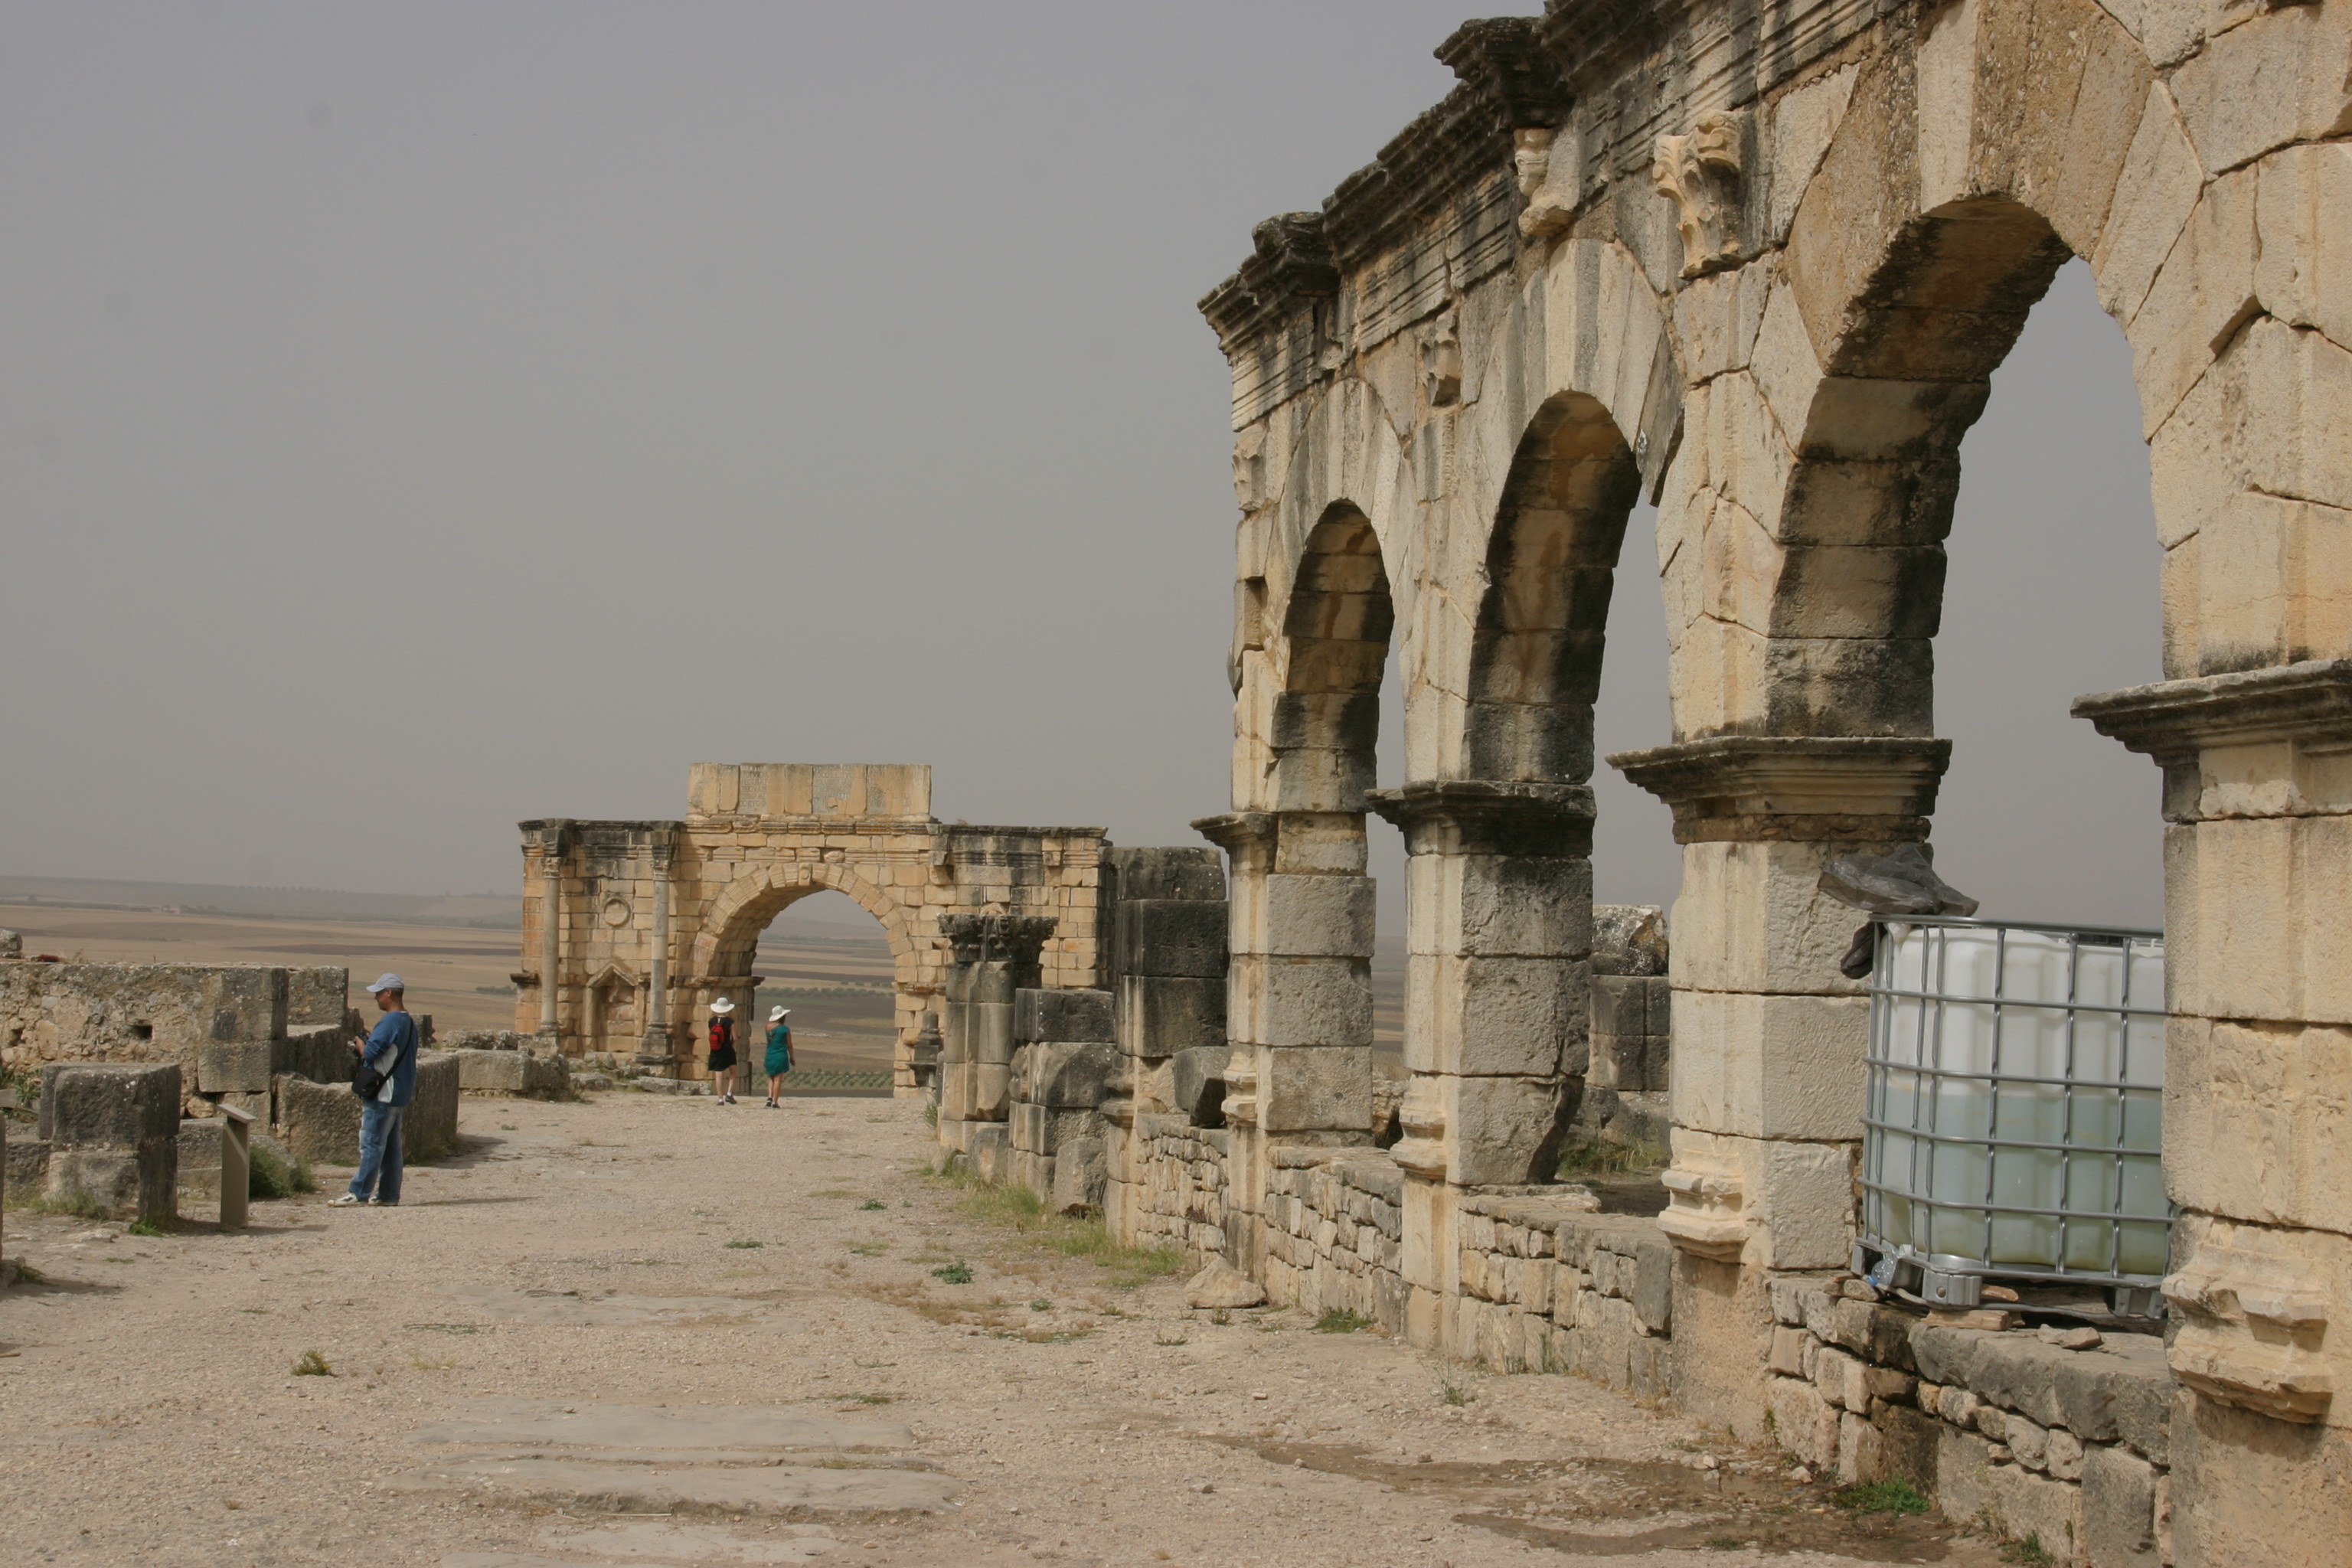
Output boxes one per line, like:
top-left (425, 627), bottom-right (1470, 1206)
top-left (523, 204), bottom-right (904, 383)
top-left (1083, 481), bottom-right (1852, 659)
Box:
top-left (1766, 1280), bottom-right (2174, 1565)
top-left (1125, 1115), bottom-right (1231, 1264)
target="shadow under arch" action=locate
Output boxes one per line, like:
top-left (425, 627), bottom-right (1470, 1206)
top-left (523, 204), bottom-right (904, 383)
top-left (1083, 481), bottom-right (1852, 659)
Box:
top-left (1468, 390), bottom-right (1645, 785)
top-left (1271, 501), bottom-right (1396, 812)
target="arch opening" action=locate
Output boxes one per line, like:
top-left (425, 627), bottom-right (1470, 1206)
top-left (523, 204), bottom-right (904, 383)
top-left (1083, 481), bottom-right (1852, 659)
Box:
top-left (697, 875), bottom-right (923, 1092)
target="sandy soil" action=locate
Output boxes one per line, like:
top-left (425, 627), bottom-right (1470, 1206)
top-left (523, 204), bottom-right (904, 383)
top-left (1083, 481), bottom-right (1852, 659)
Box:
top-left (0, 1095), bottom-right (2001, 1568)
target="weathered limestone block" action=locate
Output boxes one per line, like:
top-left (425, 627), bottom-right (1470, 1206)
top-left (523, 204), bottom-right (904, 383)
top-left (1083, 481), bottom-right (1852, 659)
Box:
top-left (2081, 1442), bottom-right (2160, 1568)
top-left (1116, 974), bottom-right (1225, 1060)
top-left (38, 1062), bottom-right (179, 1224)
top-left (1228, 955), bottom-right (1373, 1049)
top-left (1668, 989), bottom-right (1868, 1140)
top-left (175, 1119), bottom-right (296, 1199)
top-left (1116, 900), bottom-right (1228, 978)
top-left (449, 1048), bottom-right (569, 1098)
top-left (1050, 1136), bottom-right (1106, 1215)
top-left (1403, 953), bottom-right (1586, 1077)
top-left (1018, 1041), bottom-right (1119, 1109)
top-left (1014, 987), bottom-right (1112, 1046)
top-left (274, 1072), bottom-right (361, 1165)
top-left (1169, 1046), bottom-right (1230, 1125)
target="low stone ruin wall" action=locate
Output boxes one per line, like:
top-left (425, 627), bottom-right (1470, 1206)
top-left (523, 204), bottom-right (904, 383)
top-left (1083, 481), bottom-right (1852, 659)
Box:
top-left (438, 1031), bottom-right (572, 1099)
top-left (1119, 1113), bottom-right (1230, 1262)
top-left (273, 1054), bottom-right (460, 1165)
top-left (1765, 1279), bottom-right (2173, 1564)
top-left (1262, 1147), bottom-right (1405, 1329)
top-left (1450, 1194), bottom-right (1677, 1399)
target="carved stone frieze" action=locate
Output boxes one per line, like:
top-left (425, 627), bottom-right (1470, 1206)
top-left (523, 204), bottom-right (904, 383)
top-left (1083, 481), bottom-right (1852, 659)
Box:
top-left (2166, 1220), bottom-right (2337, 1423)
top-left (1514, 126), bottom-right (1574, 238)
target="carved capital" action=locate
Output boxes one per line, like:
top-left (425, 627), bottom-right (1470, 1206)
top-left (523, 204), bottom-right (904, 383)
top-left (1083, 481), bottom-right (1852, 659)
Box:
top-left (1658, 1160), bottom-right (1749, 1260)
top-left (1609, 737), bottom-right (1950, 844)
top-left (936, 913), bottom-right (1057, 968)
top-left (1366, 779), bottom-right (1595, 858)
top-left (1192, 810), bottom-right (1277, 861)
top-left (2165, 1219), bottom-right (2337, 1423)
top-left (2076, 659), bottom-right (2352, 823)
top-left (1651, 110), bottom-right (1749, 278)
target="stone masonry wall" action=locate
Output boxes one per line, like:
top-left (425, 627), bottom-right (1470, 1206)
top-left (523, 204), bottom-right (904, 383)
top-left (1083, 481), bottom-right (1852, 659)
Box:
top-left (1764, 1277), bottom-right (2174, 1566)
top-left (1127, 1113), bottom-right (1230, 1265)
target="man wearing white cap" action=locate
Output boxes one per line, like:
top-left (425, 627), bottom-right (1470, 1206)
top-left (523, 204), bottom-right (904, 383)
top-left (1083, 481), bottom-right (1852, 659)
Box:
top-left (331, 972), bottom-right (420, 1206)
top-left (706, 997), bottom-right (740, 1104)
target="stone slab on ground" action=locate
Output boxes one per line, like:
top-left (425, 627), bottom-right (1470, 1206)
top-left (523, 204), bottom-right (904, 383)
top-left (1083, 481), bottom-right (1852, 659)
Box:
top-left (381, 1456), bottom-right (959, 1515)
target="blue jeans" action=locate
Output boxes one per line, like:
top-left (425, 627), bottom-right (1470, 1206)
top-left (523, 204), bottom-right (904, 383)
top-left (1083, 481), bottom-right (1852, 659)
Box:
top-left (351, 1101), bottom-right (406, 1203)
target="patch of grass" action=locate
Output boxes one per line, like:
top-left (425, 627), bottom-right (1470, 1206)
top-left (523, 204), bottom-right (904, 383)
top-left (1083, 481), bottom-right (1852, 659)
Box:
top-left (939, 1171), bottom-right (1187, 1285)
top-left (1999, 1536), bottom-right (2056, 1565)
top-left (810, 1188), bottom-right (859, 1199)
top-left (930, 1262), bottom-right (974, 1285)
top-left (5, 1258), bottom-right (43, 1285)
top-left (841, 1393), bottom-right (893, 1405)
top-left (125, 1219), bottom-right (165, 1237)
top-left (1029, 1298), bottom-right (1052, 1312)
top-left (1834, 1479), bottom-right (1929, 1516)
top-left (858, 1199), bottom-right (886, 1210)
top-left (404, 1323), bottom-right (480, 1334)
top-left (922, 1101), bottom-right (937, 1128)
top-left (1315, 1308), bottom-right (1373, 1334)
top-left (846, 1242), bottom-right (890, 1256)
top-left (1442, 1383), bottom-right (1475, 1406)
top-left (248, 1142), bottom-right (313, 1200)
top-left (725, 1240), bottom-right (763, 1250)
top-left (1553, 1139), bottom-right (1667, 1179)
top-left (292, 1349), bottom-right (335, 1377)
top-left (11, 1187), bottom-right (106, 1220)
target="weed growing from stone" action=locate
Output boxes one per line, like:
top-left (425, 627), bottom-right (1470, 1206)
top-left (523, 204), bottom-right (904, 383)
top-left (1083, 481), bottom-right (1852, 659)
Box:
top-left (1442, 1383), bottom-right (1475, 1406)
top-left (1998, 1537), bottom-right (2055, 1566)
top-left (1833, 1479), bottom-right (1927, 1516)
top-left (1315, 1308), bottom-right (1372, 1334)
top-left (931, 1262), bottom-right (975, 1284)
top-left (292, 1350), bottom-right (335, 1377)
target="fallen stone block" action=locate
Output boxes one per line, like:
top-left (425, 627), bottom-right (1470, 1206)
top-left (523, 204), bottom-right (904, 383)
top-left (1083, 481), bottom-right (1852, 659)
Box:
top-left (1170, 1045), bottom-right (1230, 1125)
top-left (1185, 1256), bottom-right (1266, 1309)
top-left (1051, 1135), bottom-right (1106, 1215)
top-left (275, 1072), bottom-right (363, 1165)
top-left (47, 1143), bottom-right (175, 1224)
top-left (450, 1049), bottom-right (570, 1098)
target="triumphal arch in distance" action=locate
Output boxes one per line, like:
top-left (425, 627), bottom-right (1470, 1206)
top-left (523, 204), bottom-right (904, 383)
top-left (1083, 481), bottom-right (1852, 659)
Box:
top-left (515, 764), bottom-right (1106, 1086)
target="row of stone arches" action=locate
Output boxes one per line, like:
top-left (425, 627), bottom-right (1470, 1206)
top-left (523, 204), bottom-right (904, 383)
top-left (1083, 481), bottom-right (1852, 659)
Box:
top-left (1189, 2), bottom-right (2352, 1552)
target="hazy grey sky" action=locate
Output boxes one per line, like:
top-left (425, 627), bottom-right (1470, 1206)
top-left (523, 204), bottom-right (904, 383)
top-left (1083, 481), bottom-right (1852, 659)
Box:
top-left (2, 2), bottom-right (2161, 933)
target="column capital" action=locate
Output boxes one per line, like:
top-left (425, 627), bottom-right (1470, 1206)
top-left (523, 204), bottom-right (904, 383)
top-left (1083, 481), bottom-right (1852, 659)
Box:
top-left (1608, 736), bottom-right (1950, 844)
top-left (936, 913), bottom-right (1057, 967)
top-left (1366, 780), bottom-right (1594, 857)
top-left (1191, 811), bottom-right (1275, 854)
top-left (2076, 660), bottom-right (2352, 822)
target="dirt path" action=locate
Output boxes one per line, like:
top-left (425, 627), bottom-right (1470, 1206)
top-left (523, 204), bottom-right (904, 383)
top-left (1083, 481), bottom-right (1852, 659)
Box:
top-left (0, 1096), bottom-right (2001, 1568)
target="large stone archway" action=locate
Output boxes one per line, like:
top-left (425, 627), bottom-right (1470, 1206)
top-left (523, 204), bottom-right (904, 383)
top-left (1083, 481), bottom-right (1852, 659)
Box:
top-left (517, 764), bottom-right (1106, 1090)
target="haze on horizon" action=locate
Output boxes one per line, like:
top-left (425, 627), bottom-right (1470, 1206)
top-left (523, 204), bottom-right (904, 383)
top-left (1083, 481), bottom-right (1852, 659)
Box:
top-left (0, 1), bottom-right (2164, 936)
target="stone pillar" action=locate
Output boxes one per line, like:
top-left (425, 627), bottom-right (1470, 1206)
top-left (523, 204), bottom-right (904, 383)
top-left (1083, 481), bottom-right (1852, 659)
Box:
top-left (1612, 735), bottom-right (1950, 1436)
top-left (1195, 810), bottom-right (1375, 1277)
top-left (2076, 664), bottom-right (2352, 1563)
top-left (1368, 780), bottom-right (1594, 1346)
top-left (934, 914), bottom-right (1054, 1171)
top-left (638, 835), bottom-right (676, 1068)
top-left (531, 821), bottom-right (572, 1047)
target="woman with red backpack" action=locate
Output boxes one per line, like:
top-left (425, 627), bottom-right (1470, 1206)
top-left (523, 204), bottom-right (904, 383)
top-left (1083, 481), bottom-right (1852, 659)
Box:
top-left (706, 996), bottom-right (740, 1104)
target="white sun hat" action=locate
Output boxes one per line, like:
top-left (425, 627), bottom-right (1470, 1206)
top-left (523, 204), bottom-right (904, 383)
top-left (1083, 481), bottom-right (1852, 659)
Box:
top-left (769, 1006), bottom-right (790, 1022)
top-left (709, 997), bottom-right (736, 1014)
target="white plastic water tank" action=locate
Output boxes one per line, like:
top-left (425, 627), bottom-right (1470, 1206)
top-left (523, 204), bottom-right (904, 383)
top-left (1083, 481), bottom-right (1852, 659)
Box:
top-left (1860, 917), bottom-right (2168, 1295)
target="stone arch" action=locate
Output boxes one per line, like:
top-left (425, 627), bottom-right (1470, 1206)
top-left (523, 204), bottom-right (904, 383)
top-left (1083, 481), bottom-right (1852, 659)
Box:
top-left (692, 860), bottom-right (920, 979)
top-left (1464, 390), bottom-right (1645, 783)
top-left (1266, 501), bottom-right (1396, 813)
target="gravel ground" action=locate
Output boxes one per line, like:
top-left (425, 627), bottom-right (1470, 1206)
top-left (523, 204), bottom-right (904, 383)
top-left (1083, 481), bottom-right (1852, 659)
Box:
top-left (0, 1095), bottom-right (2003, 1567)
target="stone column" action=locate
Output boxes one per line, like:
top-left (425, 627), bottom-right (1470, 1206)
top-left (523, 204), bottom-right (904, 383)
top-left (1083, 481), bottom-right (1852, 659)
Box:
top-left (638, 835), bottom-right (676, 1068)
top-left (934, 914), bottom-right (1054, 1172)
top-left (2076, 665), bottom-right (2352, 1561)
top-left (1195, 810), bottom-right (1375, 1278)
top-left (1612, 735), bottom-right (1949, 1435)
top-left (1367, 780), bottom-right (1593, 1348)
top-left (527, 820), bottom-right (573, 1047)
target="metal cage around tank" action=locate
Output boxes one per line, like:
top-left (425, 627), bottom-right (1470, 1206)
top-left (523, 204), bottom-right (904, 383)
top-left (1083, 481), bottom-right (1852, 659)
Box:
top-left (1856, 915), bottom-right (2171, 1315)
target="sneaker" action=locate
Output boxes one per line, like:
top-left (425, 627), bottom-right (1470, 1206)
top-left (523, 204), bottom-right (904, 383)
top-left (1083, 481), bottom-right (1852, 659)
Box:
top-left (328, 1193), bottom-right (364, 1207)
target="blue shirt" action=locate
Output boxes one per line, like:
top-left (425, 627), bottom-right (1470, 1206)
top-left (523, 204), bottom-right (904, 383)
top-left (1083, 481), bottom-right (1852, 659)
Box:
top-left (364, 1011), bottom-right (420, 1107)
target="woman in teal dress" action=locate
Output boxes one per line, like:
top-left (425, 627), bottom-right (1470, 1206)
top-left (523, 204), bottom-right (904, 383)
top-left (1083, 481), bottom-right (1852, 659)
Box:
top-left (762, 1006), bottom-right (794, 1108)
